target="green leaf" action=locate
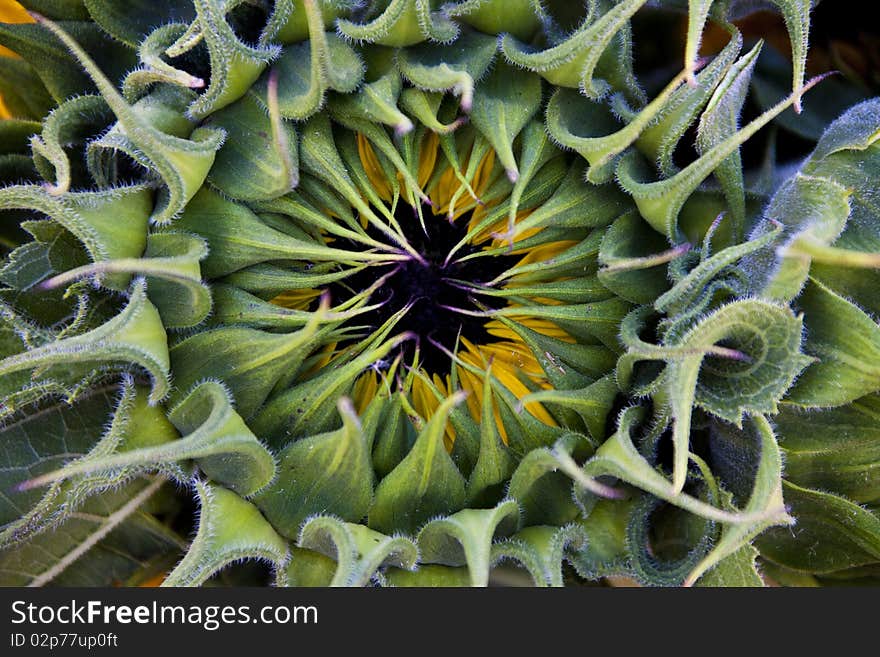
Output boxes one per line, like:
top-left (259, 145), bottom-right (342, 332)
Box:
top-left (768, 0), bottom-right (811, 113)
top-left (169, 311), bottom-right (323, 420)
top-left (506, 435), bottom-right (582, 527)
top-left (598, 211), bottom-right (680, 305)
top-left (621, 298), bottom-right (808, 493)
top-left (336, 0), bottom-right (457, 47)
top-left (682, 0), bottom-right (715, 85)
top-left (695, 41), bottom-right (763, 237)
top-left (219, 262), bottom-right (365, 299)
top-left (41, 232), bottom-right (211, 329)
top-left (637, 28), bottom-right (742, 176)
top-left (162, 481), bottom-right (289, 587)
top-left (0, 183), bottom-right (151, 289)
top-left (258, 12), bottom-right (364, 121)
top-left (175, 187), bottom-right (392, 279)
top-left (171, 0), bottom-right (279, 118)
top-left (0, 279), bottom-right (171, 405)
top-left (759, 561), bottom-right (820, 587)
top-left (504, 162), bottom-right (631, 239)
top-left (0, 477), bottom-right (182, 586)
top-left (0, 119), bottom-right (41, 156)
top-left (329, 112), bottom-right (430, 207)
top-left (756, 481), bottom-right (880, 574)
top-left (655, 223), bottom-right (781, 315)
top-left (520, 376), bottom-right (619, 444)
top-left (756, 175), bottom-right (852, 302)
top-left (498, 121), bottom-right (561, 241)
top-left (468, 60), bottom-right (542, 182)
top-left (0, 56), bottom-right (54, 121)
top-left (380, 563), bottom-right (471, 587)
top-left (0, 380), bottom-right (178, 547)
top-left (164, 382), bottom-right (276, 496)
top-left (666, 301), bottom-right (807, 489)
top-left (283, 547), bottom-right (338, 586)
top-left (206, 90), bottom-right (297, 201)
top-left (787, 278), bottom-right (880, 407)
top-left (295, 113), bottom-right (424, 260)
top-left (748, 99), bottom-right (880, 305)
top-left (490, 297), bottom-right (632, 351)
top-left (16, 1), bottom-right (89, 21)
top-left (34, 16), bottom-right (225, 224)
top-left (492, 524), bottom-right (588, 587)
top-left (776, 395), bottom-right (880, 503)
top-left (84, 0), bottom-right (195, 48)
top-left (368, 392), bottom-right (468, 535)
top-left (500, 0), bottom-right (646, 98)
top-left (465, 368), bottom-right (515, 507)
top-left (617, 74), bottom-right (822, 239)
top-left (18, 382), bottom-right (277, 497)
top-left (251, 334), bottom-right (409, 444)
top-left (369, 392), bottom-right (415, 478)
top-left (208, 283), bottom-right (345, 330)
top-left (568, 496), bottom-right (637, 579)
top-left (30, 93), bottom-right (113, 190)
top-left (254, 399), bottom-right (374, 539)
top-left (268, 0), bottom-right (353, 45)
top-left (578, 406), bottom-right (780, 524)
top-left (119, 23), bottom-right (206, 95)
top-left (490, 375), bottom-right (568, 455)
top-left (625, 491), bottom-right (714, 587)
top-left (398, 88), bottom-right (466, 134)
top-left (546, 66), bottom-right (692, 183)
top-left (447, 0), bottom-right (540, 40)
top-left (330, 70), bottom-right (413, 136)
top-left (397, 29), bottom-right (497, 113)
top-left (489, 229), bottom-right (604, 284)
top-left (416, 500), bottom-right (520, 586)
top-left (684, 415), bottom-right (792, 586)
top-left (694, 543), bottom-right (763, 587)
top-left (287, 516), bottom-right (417, 587)
top-left (0, 20), bottom-right (135, 103)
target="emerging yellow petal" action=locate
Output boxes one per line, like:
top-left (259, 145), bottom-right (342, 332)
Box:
top-left (0, 0), bottom-right (34, 117)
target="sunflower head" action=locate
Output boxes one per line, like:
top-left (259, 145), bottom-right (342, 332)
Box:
top-left (2, 0), bottom-right (880, 588)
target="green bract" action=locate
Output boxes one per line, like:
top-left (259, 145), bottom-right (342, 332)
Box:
top-left (1, 0), bottom-right (879, 588)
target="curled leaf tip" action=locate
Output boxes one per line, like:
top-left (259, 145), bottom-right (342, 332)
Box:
top-left (394, 118), bottom-right (414, 137)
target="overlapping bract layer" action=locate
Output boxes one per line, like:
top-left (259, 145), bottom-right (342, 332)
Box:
top-left (0, 0), bottom-right (879, 587)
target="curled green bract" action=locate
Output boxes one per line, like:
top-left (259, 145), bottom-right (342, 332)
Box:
top-left (1, 0), bottom-right (878, 589)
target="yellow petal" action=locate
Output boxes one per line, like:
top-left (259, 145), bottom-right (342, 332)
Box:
top-left (513, 240), bottom-right (579, 266)
top-left (417, 131), bottom-right (439, 190)
top-left (356, 132), bottom-right (393, 202)
top-left (411, 373), bottom-right (458, 451)
top-left (269, 288), bottom-right (322, 310)
top-left (0, 0), bottom-right (34, 113)
top-left (353, 370), bottom-right (380, 415)
top-left (485, 317), bottom-right (576, 343)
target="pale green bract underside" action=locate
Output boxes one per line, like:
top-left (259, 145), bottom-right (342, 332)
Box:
top-left (0, 0), bottom-right (879, 588)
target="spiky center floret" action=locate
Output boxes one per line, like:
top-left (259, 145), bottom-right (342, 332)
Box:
top-left (329, 201), bottom-right (517, 374)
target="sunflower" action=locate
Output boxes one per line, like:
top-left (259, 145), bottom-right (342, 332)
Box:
top-left (2, 0), bottom-right (880, 588)
top-left (272, 127), bottom-right (582, 448)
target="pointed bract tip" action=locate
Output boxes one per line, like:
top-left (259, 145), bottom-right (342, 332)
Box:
top-left (395, 118), bottom-right (414, 137)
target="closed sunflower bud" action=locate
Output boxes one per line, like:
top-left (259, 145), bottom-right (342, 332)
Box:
top-left (1, 0), bottom-right (879, 588)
